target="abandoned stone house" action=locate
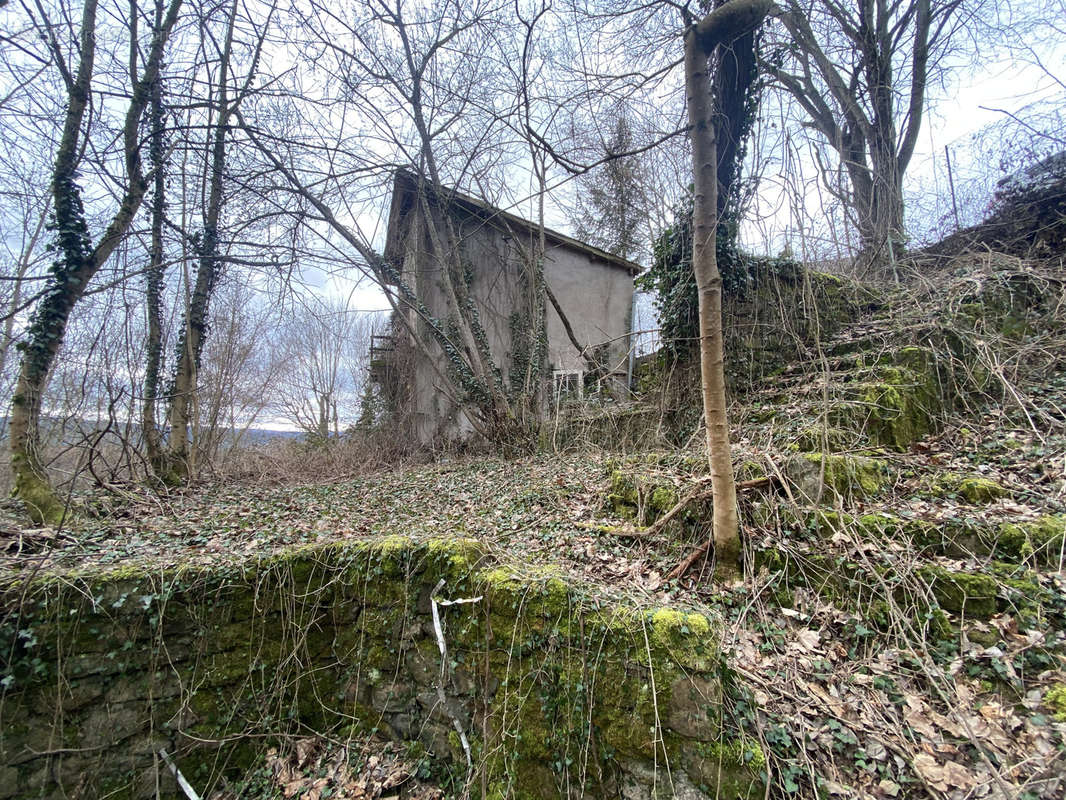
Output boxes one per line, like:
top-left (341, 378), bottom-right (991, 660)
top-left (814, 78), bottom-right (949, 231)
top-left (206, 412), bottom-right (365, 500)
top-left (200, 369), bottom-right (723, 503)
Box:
top-left (372, 170), bottom-right (641, 445)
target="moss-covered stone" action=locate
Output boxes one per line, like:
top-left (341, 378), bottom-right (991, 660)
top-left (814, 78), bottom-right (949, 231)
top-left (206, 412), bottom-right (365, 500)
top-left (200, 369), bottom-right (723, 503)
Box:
top-left (958, 476), bottom-right (1009, 504)
top-left (774, 507), bottom-right (1062, 577)
top-left (736, 460), bottom-right (767, 482)
top-left (804, 347), bottom-right (946, 451)
top-left (785, 452), bottom-right (890, 502)
top-left (605, 469), bottom-right (692, 527)
top-left (1045, 684), bottom-right (1066, 722)
top-left (11, 459), bottom-right (68, 527)
top-left (683, 738), bottom-right (765, 798)
top-left (649, 485), bottom-right (680, 513)
top-left (892, 346), bottom-right (935, 373)
top-left (952, 271), bottom-right (1053, 339)
top-left (922, 472), bottom-right (1009, 504)
top-left (853, 512), bottom-right (941, 546)
top-left (3, 535), bottom-right (756, 799)
top-left (839, 376), bottom-right (935, 451)
top-left (607, 494), bottom-right (638, 521)
top-left (648, 608), bottom-right (718, 672)
top-left (917, 565), bottom-right (998, 618)
top-left (609, 470), bottom-right (639, 506)
top-left (996, 515), bottom-right (1066, 565)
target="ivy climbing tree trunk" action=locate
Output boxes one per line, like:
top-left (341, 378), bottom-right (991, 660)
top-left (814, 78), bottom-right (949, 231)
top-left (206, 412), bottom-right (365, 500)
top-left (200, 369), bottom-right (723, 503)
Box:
top-left (684, 0), bottom-right (774, 576)
top-left (10, 0), bottom-right (183, 524)
top-left (164, 0), bottom-right (273, 481)
top-left (142, 0), bottom-right (168, 477)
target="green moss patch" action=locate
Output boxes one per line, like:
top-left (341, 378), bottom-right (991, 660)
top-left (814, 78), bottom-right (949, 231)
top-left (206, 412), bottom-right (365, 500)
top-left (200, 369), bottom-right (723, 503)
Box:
top-left (1045, 685), bottom-right (1066, 722)
top-left (605, 468), bottom-right (700, 528)
top-left (784, 452), bottom-right (890, 502)
top-left (996, 515), bottom-right (1066, 566)
top-left (1, 536), bottom-right (752, 800)
top-left (683, 738), bottom-right (765, 798)
top-left (916, 565), bottom-right (999, 618)
top-left (11, 458), bottom-right (67, 527)
top-left (921, 472), bottom-right (1010, 504)
top-left (832, 366), bottom-right (939, 451)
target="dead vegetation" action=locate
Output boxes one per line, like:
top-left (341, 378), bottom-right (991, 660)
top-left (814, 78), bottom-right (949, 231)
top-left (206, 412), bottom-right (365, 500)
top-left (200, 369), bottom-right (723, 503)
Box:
top-left (3, 252), bottom-right (1065, 799)
top-left (208, 737), bottom-right (445, 800)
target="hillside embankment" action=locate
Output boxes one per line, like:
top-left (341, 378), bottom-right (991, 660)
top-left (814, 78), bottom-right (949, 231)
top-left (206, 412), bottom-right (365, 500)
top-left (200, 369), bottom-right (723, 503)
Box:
top-left (2, 252), bottom-right (1065, 799)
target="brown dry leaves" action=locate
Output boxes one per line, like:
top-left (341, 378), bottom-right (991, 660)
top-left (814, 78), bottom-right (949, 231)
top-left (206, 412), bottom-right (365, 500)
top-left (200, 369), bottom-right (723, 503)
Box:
top-left (728, 582), bottom-right (1066, 800)
top-left (209, 737), bottom-right (442, 800)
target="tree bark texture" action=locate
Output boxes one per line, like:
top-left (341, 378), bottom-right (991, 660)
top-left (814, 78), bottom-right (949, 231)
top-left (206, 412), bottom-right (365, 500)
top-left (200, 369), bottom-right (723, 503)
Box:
top-left (165, 0), bottom-right (239, 481)
top-left (10, 0), bottom-right (183, 523)
top-left (684, 0), bottom-right (774, 574)
top-left (142, 0), bottom-right (167, 475)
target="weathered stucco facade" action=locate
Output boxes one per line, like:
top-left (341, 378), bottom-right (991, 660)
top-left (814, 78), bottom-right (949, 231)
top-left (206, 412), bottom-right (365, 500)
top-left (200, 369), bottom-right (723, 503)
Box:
top-left (376, 171), bottom-right (640, 445)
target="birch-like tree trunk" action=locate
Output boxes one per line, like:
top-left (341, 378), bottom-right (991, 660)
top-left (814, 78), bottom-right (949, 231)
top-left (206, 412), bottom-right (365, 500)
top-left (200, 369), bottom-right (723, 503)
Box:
top-left (143, 0), bottom-right (168, 475)
top-left (684, 0), bottom-right (775, 575)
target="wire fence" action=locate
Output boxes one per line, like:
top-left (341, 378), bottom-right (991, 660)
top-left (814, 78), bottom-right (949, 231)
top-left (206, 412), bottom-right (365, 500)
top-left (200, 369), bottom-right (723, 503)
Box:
top-left (905, 95), bottom-right (1066, 246)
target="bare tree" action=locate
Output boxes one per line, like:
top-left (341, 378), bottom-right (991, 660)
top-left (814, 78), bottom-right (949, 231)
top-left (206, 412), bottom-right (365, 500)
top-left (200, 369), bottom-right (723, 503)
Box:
top-left (0, 191), bottom-right (51, 436)
top-left (141, 0), bottom-right (169, 475)
top-left (684, 0), bottom-right (775, 574)
top-left (162, 0), bottom-right (277, 482)
top-left (8, 0), bottom-right (183, 523)
top-left (763, 0), bottom-right (963, 269)
top-left (241, 0), bottom-right (560, 446)
top-left (274, 297), bottom-right (372, 443)
top-left (192, 279), bottom-right (281, 465)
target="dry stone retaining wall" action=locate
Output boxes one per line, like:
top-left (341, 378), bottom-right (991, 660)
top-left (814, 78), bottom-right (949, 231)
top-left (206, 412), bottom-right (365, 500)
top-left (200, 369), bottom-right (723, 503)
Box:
top-left (0, 537), bottom-right (761, 799)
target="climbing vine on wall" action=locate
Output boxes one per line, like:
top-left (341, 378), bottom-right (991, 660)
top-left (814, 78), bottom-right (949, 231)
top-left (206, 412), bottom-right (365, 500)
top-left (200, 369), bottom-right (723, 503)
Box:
top-left (638, 193), bottom-right (763, 358)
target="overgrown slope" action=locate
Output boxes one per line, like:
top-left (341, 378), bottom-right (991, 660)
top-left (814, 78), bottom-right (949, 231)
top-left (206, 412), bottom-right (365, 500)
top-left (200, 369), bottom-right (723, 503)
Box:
top-left (604, 253), bottom-right (1066, 799)
top-left (2, 253), bottom-right (1065, 799)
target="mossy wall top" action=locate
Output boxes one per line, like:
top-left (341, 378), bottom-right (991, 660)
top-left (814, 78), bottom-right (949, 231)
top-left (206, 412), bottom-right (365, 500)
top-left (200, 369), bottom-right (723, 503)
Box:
top-left (0, 537), bottom-right (760, 800)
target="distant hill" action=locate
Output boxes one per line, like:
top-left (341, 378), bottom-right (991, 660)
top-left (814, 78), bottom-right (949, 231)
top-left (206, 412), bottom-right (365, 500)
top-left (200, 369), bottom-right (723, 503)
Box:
top-left (241, 427), bottom-right (304, 444)
top-left (0, 418), bottom-right (306, 446)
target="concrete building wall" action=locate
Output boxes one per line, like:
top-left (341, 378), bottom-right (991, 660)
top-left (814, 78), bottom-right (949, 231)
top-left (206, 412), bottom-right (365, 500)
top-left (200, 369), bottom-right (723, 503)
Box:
top-left (544, 243), bottom-right (633, 378)
top-left (385, 182), bottom-right (636, 445)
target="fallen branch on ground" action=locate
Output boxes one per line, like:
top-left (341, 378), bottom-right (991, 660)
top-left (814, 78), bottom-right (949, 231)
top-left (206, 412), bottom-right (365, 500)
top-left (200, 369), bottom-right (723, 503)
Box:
top-left (646, 475), bottom-right (774, 537)
top-left (658, 477), bottom-right (776, 580)
top-left (596, 475), bottom-right (775, 541)
top-left (665, 539), bottom-right (713, 581)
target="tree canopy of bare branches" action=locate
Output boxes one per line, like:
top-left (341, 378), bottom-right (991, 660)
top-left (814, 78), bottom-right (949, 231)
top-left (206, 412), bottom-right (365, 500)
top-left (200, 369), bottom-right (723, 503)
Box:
top-left (763, 0), bottom-right (964, 269)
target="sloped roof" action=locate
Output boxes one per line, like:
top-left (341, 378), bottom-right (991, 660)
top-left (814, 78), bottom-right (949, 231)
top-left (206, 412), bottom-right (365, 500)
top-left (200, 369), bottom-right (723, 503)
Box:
top-left (384, 169), bottom-right (643, 275)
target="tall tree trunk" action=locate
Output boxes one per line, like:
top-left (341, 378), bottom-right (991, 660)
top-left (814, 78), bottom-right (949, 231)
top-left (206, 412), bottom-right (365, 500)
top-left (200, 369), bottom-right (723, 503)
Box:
top-left (10, 0), bottom-right (100, 524)
top-left (686, 30), bottom-right (740, 576)
top-left (852, 155), bottom-right (905, 273)
top-left (143, 0), bottom-right (167, 475)
top-left (10, 0), bottom-right (182, 523)
top-left (165, 0), bottom-right (238, 481)
top-left (768, 0), bottom-right (936, 274)
top-left (0, 202), bottom-right (49, 397)
top-left (684, 0), bottom-right (774, 576)
top-left (523, 150), bottom-right (549, 431)
top-left (317, 395), bottom-right (329, 442)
